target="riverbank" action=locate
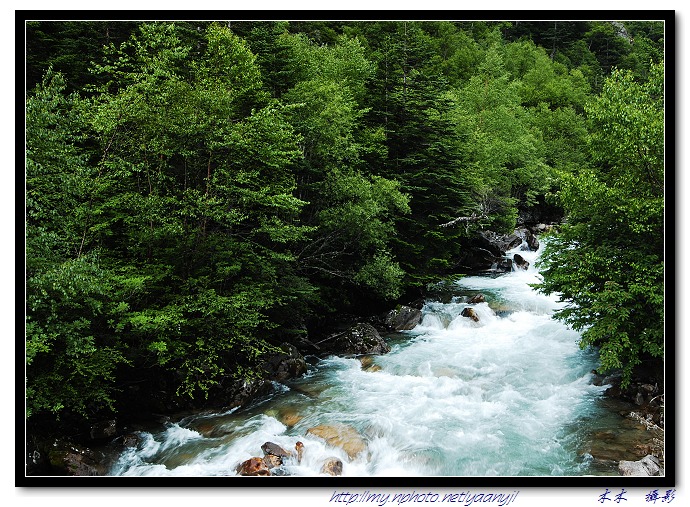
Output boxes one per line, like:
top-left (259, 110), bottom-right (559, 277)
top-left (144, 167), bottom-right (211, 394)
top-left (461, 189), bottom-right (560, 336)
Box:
top-left (24, 228), bottom-right (665, 478)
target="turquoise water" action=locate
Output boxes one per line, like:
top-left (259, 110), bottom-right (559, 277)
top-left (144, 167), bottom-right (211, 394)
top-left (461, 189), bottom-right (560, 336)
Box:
top-left (110, 245), bottom-right (615, 477)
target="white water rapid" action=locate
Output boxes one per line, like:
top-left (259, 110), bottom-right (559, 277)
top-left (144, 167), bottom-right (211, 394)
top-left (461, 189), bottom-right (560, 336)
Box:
top-left (110, 244), bottom-right (615, 477)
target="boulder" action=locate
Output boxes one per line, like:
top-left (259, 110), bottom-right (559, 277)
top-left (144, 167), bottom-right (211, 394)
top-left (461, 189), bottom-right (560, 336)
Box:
top-left (262, 454), bottom-right (282, 469)
top-left (277, 409), bottom-right (303, 428)
top-left (119, 433), bottom-right (140, 449)
top-left (493, 258), bottom-right (513, 273)
top-left (479, 231), bottom-right (523, 254)
top-left (236, 457), bottom-right (271, 476)
top-left (261, 441), bottom-right (291, 460)
top-left (306, 424), bottom-right (367, 460)
top-left (467, 294), bottom-right (485, 304)
top-left (513, 253), bottom-right (529, 270)
top-left (384, 305), bottom-right (422, 331)
top-left (225, 379), bottom-right (273, 410)
top-left (48, 442), bottom-right (109, 476)
top-left (461, 307), bottom-right (479, 322)
top-left (319, 323), bottom-right (390, 356)
top-left (261, 343), bottom-right (307, 383)
top-left (321, 457), bottom-right (343, 476)
top-left (90, 420), bottom-right (117, 441)
top-left (523, 230), bottom-right (540, 251)
top-left (359, 355), bottom-right (382, 372)
top-left (619, 455), bottom-right (663, 476)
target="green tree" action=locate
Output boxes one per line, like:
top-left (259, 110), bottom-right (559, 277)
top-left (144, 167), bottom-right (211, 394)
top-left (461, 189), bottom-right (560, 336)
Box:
top-left (537, 63), bottom-right (664, 386)
top-left (26, 69), bottom-right (129, 419)
top-left (450, 37), bottom-right (555, 227)
top-left (26, 22), bottom-right (316, 416)
top-left (278, 31), bottom-right (410, 306)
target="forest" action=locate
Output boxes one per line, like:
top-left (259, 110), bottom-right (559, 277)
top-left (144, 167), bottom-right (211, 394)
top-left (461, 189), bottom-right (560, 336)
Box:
top-left (24, 18), bottom-right (666, 453)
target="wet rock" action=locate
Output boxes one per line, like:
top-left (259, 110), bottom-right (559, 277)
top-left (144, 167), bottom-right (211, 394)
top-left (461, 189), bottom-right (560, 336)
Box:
top-left (384, 305), bottom-right (422, 331)
top-left (261, 442), bottom-right (291, 460)
top-left (467, 294), bottom-right (485, 304)
top-left (457, 229), bottom-right (537, 272)
top-left (295, 441), bottom-right (304, 464)
top-left (225, 379), bottom-right (273, 411)
top-left (591, 370), bottom-right (608, 386)
top-left (481, 231), bottom-right (524, 254)
top-left (236, 457), bottom-right (271, 476)
top-left (48, 442), bottom-right (109, 476)
top-left (113, 432), bottom-right (141, 449)
top-left (261, 343), bottom-right (308, 383)
top-left (461, 307), bottom-right (479, 322)
top-left (90, 420), bottom-right (117, 441)
top-left (306, 424), bottom-right (367, 460)
top-left (619, 455), bottom-right (663, 476)
top-left (513, 253), bottom-right (529, 270)
top-left (277, 408), bottom-right (303, 427)
top-left (321, 457), bottom-right (344, 476)
top-left (359, 355), bottom-right (382, 372)
top-left (494, 258), bottom-right (513, 273)
top-left (318, 323), bottom-right (390, 356)
top-left (261, 441), bottom-right (290, 457)
top-left (525, 230), bottom-right (539, 251)
top-left (262, 454), bottom-right (283, 469)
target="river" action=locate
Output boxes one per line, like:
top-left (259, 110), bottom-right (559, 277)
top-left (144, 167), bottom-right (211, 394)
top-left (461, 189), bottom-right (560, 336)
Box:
top-left (108, 243), bottom-right (641, 477)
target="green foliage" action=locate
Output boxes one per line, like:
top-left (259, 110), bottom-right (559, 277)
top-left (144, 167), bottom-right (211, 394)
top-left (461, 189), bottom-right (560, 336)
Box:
top-left (452, 41), bottom-right (554, 215)
top-left (26, 69), bottom-right (130, 419)
top-left (25, 20), bottom-right (664, 425)
top-left (537, 63), bottom-right (664, 386)
top-left (586, 64), bottom-right (664, 196)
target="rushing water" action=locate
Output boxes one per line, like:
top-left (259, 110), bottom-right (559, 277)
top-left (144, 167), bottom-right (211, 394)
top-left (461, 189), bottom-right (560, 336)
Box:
top-left (109, 244), bottom-right (620, 477)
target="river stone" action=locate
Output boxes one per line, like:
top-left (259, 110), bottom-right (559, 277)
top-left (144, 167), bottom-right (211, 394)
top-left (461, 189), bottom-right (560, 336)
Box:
top-left (121, 433), bottom-right (140, 448)
top-left (321, 323), bottom-right (390, 356)
top-left (306, 424), bottom-right (367, 460)
top-left (619, 455), bottom-right (663, 476)
top-left (513, 253), bottom-right (529, 270)
top-left (526, 230), bottom-right (540, 251)
top-left (384, 305), bottom-right (422, 331)
top-left (321, 457), bottom-right (343, 476)
top-left (295, 441), bottom-right (304, 464)
top-left (262, 454), bottom-right (282, 469)
top-left (494, 258), bottom-right (513, 273)
top-left (236, 457), bottom-right (271, 476)
top-left (90, 419), bottom-right (117, 441)
top-left (261, 441), bottom-right (291, 459)
top-left (278, 408), bottom-right (303, 427)
top-left (48, 443), bottom-right (108, 476)
top-left (461, 307), bottom-right (479, 322)
top-left (359, 355), bottom-right (382, 372)
top-left (261, 343), bottom-right (307, 383)
top-left (467, 294), bottom-right (485, 304)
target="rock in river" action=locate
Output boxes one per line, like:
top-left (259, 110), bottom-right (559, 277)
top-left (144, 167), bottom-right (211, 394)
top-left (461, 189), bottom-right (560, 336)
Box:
top-left (306, 423), bottom-right (367, 460)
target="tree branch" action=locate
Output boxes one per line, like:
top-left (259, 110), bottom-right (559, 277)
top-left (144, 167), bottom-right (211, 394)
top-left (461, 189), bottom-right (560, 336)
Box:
top-left (439, 213), bottom-right (487, 228)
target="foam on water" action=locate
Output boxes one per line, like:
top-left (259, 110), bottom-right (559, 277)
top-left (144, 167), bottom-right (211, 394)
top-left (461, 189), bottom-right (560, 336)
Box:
top-left (110, 242), bottom-right (608, 477)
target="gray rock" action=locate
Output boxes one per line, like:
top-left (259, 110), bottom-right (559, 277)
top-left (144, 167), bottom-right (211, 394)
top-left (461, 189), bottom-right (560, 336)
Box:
top-left (384, 305), bottom-right (422, 331)
top-left (619, 455), bottom-right (663, 476)
top-left (319, 323), bottom-right (390, 356)
top-left (261, 441), bottom-right (291, 459)
top-left (90, 419), bottom-right (117, 441)
top-left (261, 343), bottom-right (307, 383)
top-left (48, 443), bottom-right (109, 476)
top-left (513, 253), bottom-right (529, 270)
top-left (321, 457), bottom-right (344, 476)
